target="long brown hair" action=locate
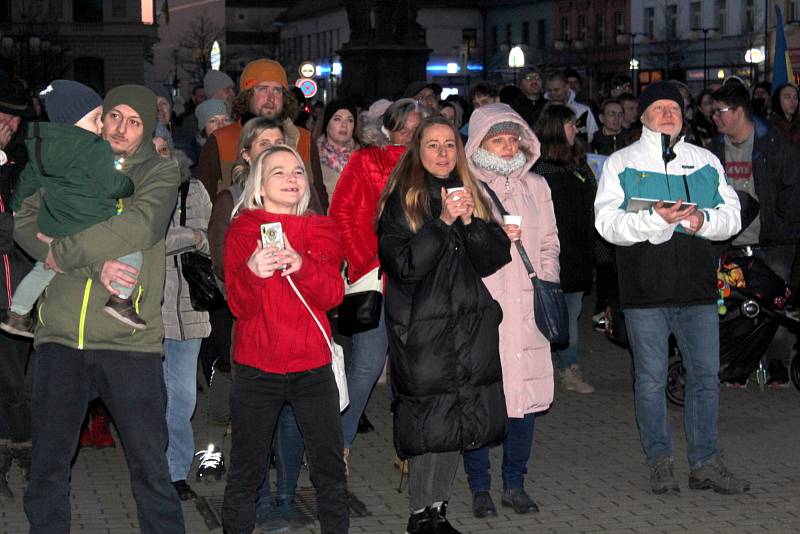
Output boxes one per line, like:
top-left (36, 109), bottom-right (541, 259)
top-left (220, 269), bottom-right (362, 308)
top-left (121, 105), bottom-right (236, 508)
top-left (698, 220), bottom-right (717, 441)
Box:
top-left (378, 116), bottom-right (492, 232)
top-left (533, 103), bottom-right (586, 167)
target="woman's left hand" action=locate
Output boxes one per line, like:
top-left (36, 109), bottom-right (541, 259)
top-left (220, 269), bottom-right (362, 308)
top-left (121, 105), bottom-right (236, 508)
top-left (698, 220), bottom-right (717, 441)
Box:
top-left (275, 236), bottom-right (304, 277)
top-left (502, 224), bottom-right (522, 242)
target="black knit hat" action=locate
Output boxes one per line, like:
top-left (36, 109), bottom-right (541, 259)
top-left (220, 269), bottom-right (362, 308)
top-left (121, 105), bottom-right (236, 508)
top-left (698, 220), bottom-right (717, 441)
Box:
top-left (40, 80), bottom-right (102, 125)
top-left (321, 98), bottom-right (358, 138)
top-left (0, 78), bottom-right (33, 117)
top-left (103, 85), bottom-right (158, 143)
top-left (638, 81), bottom-right (684, 116)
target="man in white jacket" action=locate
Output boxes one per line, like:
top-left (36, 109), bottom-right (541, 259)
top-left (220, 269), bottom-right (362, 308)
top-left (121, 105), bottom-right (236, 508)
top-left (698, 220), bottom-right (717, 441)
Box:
top-left (594, 81), bottom-right (749, 496)
top-left (545, 71), bottom-right (598, 144)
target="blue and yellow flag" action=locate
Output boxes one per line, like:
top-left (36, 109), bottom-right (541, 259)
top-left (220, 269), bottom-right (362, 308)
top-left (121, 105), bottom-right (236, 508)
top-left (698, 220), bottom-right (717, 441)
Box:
top-left (773, 5), bottom-right (795, 92)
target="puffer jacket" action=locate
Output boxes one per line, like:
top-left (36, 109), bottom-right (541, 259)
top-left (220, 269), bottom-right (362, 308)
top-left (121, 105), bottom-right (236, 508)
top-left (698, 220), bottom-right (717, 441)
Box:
top-left (162, 178), bottom-right (212, 340)
top-left (378, 173), bottom-right (511, 458)
top-left (466, 103), bottom-right (559, 417)
top-left (329, 145), bottom-right (405, 283)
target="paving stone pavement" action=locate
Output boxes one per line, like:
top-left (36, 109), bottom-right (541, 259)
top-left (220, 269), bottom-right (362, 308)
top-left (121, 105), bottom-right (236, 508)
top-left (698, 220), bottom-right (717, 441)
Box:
top-left (3, 307), bottom-right (800, 533)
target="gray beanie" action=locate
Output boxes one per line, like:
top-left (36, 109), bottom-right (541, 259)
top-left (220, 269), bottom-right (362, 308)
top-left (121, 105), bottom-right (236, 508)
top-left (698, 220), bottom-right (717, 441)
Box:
top-left (40, 80), bottom-right (102, 125)
top-left (203, 70), bottom-right (235, 98)
top-left (195, 98), bottom-right (228, 127)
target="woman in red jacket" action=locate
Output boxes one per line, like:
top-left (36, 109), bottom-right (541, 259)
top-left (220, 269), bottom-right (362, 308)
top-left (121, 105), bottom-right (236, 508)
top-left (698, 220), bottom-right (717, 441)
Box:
top-left (221, 145), bottom-right (348, 534)
top-left (328, 98), bottom-right (427, 466)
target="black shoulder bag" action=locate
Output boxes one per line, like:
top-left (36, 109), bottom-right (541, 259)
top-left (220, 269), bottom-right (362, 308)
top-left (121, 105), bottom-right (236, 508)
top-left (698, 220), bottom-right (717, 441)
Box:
top-left (481, 184), bottom-right (569, 345)
top-left (178, 182), bottom-right (224, 312)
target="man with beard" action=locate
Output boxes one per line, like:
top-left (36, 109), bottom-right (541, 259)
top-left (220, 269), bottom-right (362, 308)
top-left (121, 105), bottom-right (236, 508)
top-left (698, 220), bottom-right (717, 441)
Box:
top-left (196, 59), bottom-right (325, 212)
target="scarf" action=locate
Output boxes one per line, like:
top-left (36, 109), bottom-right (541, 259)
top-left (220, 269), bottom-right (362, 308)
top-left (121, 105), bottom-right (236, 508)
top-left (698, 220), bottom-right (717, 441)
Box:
top-left (470, 147), bottom-right (527, 176)
top-left (317, 135), bottom-right (358, 173)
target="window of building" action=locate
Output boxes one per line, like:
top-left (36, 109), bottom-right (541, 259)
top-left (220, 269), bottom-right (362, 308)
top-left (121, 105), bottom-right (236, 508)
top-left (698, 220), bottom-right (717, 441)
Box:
top-left (561, 16), bottom-right (570, 41)
top-left (718, 0), bottom-right (727, 34)
top-left (521, 21), bottom-right (529, 45)
top-left (577, 14), bottom-right (587, 43)
top-left (505, 23), bottom-right (512, 46)
top-left (615, 11), bottom-right (624, 35)
top-left (73, 56), bottom-right (104, 93)
top-left (666, 4), bottom-right (677, 39)
top-left (537, 19), bottom-right (546, 47)
top-left (73, 0), bottom-right (103, 22)
top-left (491, 26), bottom-right (498, 54)
top-left (48, 0), bottom-right (62, 19)
top-left (463, 28), bottom-right (477, 50)
top-left (595, 13), bottom-right (605, 45)
top-left (743, 0), bottom-right (754, 32)
top-left (644, 7), bottom-right (655, 39)
top-left (690, 1), bottom-right (702, 29)
top-left (0, 1), bottom-right (11, 22)
top-left (111, 0), bottom-right (125, 18)
top-left (791, 0), bottom-right (800, 21)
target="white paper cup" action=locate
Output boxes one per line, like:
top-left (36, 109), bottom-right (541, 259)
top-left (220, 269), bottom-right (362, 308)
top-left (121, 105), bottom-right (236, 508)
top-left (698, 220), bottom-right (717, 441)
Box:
top-left (446, 187), bottom-right (465, 194)
top-left (503, 214), bottom-right (522, 226)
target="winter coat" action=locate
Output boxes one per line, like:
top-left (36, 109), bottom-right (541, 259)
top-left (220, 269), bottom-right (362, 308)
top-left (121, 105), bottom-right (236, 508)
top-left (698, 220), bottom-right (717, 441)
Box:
top-left (466, 103), bottom-right (559, 417)
top-left (11, 122), bottom-right (134, 237)
top-left (378, 173), bottom-right (512, 458)
top-left (532, 158), bottom-right (595, 293)
top-left (591, 129), bottom-right (628, 155)
top-left (709, 116), bottom-right (800, 245)
top-left (14, 141), bottom-right (180, 353)
top-left (768, 113), bottom-right (800, 146)
top-left (329, 145), bottom-right (405, 283)
top-left (224, 209), bottom-right (344, 374)
top-left (0, 147), bottom-right (33, 312)
top-left (162, 178), bottom-right (212, 341)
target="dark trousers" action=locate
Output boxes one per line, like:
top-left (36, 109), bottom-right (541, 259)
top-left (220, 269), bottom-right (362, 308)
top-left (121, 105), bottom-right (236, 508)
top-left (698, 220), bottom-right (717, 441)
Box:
top-left (199, 304), bottom-right (234, 382)
top-left (463, 413), bottom-right (536, 492)
top-left (0, 329), bottom-right (31, 443)
top-left (23, 343), bottom-right (184, 534)
top-left (222, 364), bottom-right (348, 534)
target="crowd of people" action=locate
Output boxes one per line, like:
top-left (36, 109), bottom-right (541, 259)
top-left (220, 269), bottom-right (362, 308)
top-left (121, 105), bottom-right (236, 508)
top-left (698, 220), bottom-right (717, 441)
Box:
top-left (0, 56), bottom-right (798, 534)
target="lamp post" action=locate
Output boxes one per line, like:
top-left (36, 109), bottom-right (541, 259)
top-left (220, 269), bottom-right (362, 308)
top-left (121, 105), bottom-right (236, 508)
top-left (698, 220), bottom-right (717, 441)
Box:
top-left (691, 27), bottom-right (718, 89)
top-left (617, 32), bottom-right (646, 96)
top-left (508, 45), bottom-right (524, 86)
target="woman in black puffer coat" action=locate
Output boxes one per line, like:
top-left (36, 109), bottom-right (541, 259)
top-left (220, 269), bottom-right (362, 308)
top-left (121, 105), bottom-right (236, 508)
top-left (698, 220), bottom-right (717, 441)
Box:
top-left (377, 116), bottom-right (511, 534)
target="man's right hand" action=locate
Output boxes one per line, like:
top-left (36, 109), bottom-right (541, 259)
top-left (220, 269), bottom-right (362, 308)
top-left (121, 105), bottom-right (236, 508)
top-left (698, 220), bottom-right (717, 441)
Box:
top-left (101, 260), bottom-right (140, 295)
top-left (653, 200), bottom-right (696, 224)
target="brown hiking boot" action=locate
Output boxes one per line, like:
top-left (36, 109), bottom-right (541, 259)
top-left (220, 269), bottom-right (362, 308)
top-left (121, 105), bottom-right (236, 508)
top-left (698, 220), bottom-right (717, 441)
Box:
top-left (103, 295), bottom-right (147, 330)
top-left (0, 310), bottom-right (34, 338)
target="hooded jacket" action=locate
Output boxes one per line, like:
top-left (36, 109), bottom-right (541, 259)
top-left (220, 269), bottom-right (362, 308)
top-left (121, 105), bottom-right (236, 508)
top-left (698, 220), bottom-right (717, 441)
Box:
top-left (595, 126), bottom-right (741, 308)
top-left (466, 103), bottom-right (559, 417)
top-left (11, 122), bottom-right (134, 237)
top-left (224, 209), bottom-right (344, 374)
top-left (708, 116), bottom-right (800, 245)
top-left (329, 145), bottom-right (405, 284)
top-left (378, 171), bottom-right (511, 458)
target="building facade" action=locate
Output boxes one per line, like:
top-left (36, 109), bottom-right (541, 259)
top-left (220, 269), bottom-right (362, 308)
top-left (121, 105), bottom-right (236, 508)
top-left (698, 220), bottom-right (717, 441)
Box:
top-left (0, 0), bottom-right (157, 94)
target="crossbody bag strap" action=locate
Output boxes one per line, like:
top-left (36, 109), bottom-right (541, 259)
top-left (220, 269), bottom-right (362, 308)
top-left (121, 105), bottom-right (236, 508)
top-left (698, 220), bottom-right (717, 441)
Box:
top-left (286, 275), bottom-right (333, 350)
top-left (179, 180), bottom-right (190, 227)
top-left (479, 182), bottom-right (538, 280)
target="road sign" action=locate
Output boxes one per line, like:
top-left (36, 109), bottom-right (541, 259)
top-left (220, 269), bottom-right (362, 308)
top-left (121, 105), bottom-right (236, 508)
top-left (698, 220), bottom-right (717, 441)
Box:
top-left (295, 78), bottom-right (318, 98)
top-left (299, 62), bottom-right (316, 79)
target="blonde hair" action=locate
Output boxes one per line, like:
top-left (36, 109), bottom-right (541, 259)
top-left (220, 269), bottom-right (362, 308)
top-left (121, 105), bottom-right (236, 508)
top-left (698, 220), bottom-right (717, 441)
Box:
top-left (231, 117), bottom-right (286, 185)
top-left (377, 116), bottom-right (492, 232)
top-left (232, 145), bottom-right (311, 217)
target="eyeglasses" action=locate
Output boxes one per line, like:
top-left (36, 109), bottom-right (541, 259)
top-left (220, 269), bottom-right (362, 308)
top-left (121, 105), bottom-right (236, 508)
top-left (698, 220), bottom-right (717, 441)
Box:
top-left (523, 74), bottom-right (541, 81)
top-left (710, 107), bottom-right (732, 118)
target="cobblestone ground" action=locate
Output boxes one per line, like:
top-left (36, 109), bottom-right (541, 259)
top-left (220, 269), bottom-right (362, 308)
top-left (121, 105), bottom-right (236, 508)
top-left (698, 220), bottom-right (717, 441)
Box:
top-left (2, 307), bottom-right (800, 533)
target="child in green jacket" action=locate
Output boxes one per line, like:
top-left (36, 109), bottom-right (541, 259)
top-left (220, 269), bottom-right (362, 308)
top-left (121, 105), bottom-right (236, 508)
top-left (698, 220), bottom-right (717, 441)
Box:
top-left (0, 80), bottom-right (146, 337)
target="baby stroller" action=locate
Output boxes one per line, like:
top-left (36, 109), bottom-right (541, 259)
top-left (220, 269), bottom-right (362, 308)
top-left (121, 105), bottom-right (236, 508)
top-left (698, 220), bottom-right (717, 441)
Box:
top-left (604, 249), bottom-right (800, 406)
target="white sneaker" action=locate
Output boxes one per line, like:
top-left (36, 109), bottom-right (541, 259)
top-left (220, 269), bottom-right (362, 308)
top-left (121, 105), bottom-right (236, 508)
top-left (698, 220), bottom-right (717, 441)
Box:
top-left (560, 365), bottom-right (595, 394)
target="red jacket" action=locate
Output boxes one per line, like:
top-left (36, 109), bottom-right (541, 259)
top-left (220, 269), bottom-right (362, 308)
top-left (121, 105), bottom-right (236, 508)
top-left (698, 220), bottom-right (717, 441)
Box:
top-left (224, 209), bottom-right (344, 374)
top-left (328, 145), bottom-right (405, 283)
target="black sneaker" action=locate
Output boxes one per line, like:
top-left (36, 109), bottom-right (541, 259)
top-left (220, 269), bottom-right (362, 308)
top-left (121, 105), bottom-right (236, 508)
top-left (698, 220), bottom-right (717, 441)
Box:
top-left (649, 456), bottom-right (680, 494)
top-left (405, 508), bottom-right (434, 534)
top-left (501, 487), bottom-right (539, 514)
top-left (428, 502), bottom-right (462, 533)
top-left (103, 295), bottom-right (147, 330)
top-left (172, 479), bottom-right (197, 501)
top-left (689, 455), bottom-right (750, 494)
top-left (471, 491), bottom-right (497, 518)
top-left (357, 412), bottom-right (375, 434)
top-left (195, 445), bottom-right (225, 481)
top-left (0, 310), bottom-right (34, 338)
top-left (275, 497), bottom-right (314, 528)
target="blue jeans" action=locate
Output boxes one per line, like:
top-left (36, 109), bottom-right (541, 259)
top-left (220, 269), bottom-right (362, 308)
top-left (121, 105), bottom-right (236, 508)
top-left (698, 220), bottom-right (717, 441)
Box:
top-left (340, 306), bottom-right (387, 449)
top-left (163, 337), bottom-right (202, 482)
top-left (625, 305), bottom-right (720, 468)
top-left (462, 413), bottom-right (535, 492)
top-left (255, 403), bottom-right (305, 515)
top-left (554, 291), bottom-right (584, 369)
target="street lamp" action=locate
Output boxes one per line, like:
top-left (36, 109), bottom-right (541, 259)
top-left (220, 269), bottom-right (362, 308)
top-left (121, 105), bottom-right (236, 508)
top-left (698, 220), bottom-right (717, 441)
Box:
top-left (691, 27), bottom-right (718, 89)
top-left (617, 32), bottom-right (647, 96)
top-left (508, 45), bottom-right (524, 86)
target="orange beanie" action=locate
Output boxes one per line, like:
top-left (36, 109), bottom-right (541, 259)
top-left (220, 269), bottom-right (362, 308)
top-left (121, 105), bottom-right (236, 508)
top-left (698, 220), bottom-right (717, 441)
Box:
top-left (240, 59), bottom-right (289, 90)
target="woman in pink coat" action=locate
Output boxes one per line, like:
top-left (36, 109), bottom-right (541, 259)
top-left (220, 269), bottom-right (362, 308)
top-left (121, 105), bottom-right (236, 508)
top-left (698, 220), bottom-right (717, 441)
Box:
top-left (462, 103), bottom-right (560, 518)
